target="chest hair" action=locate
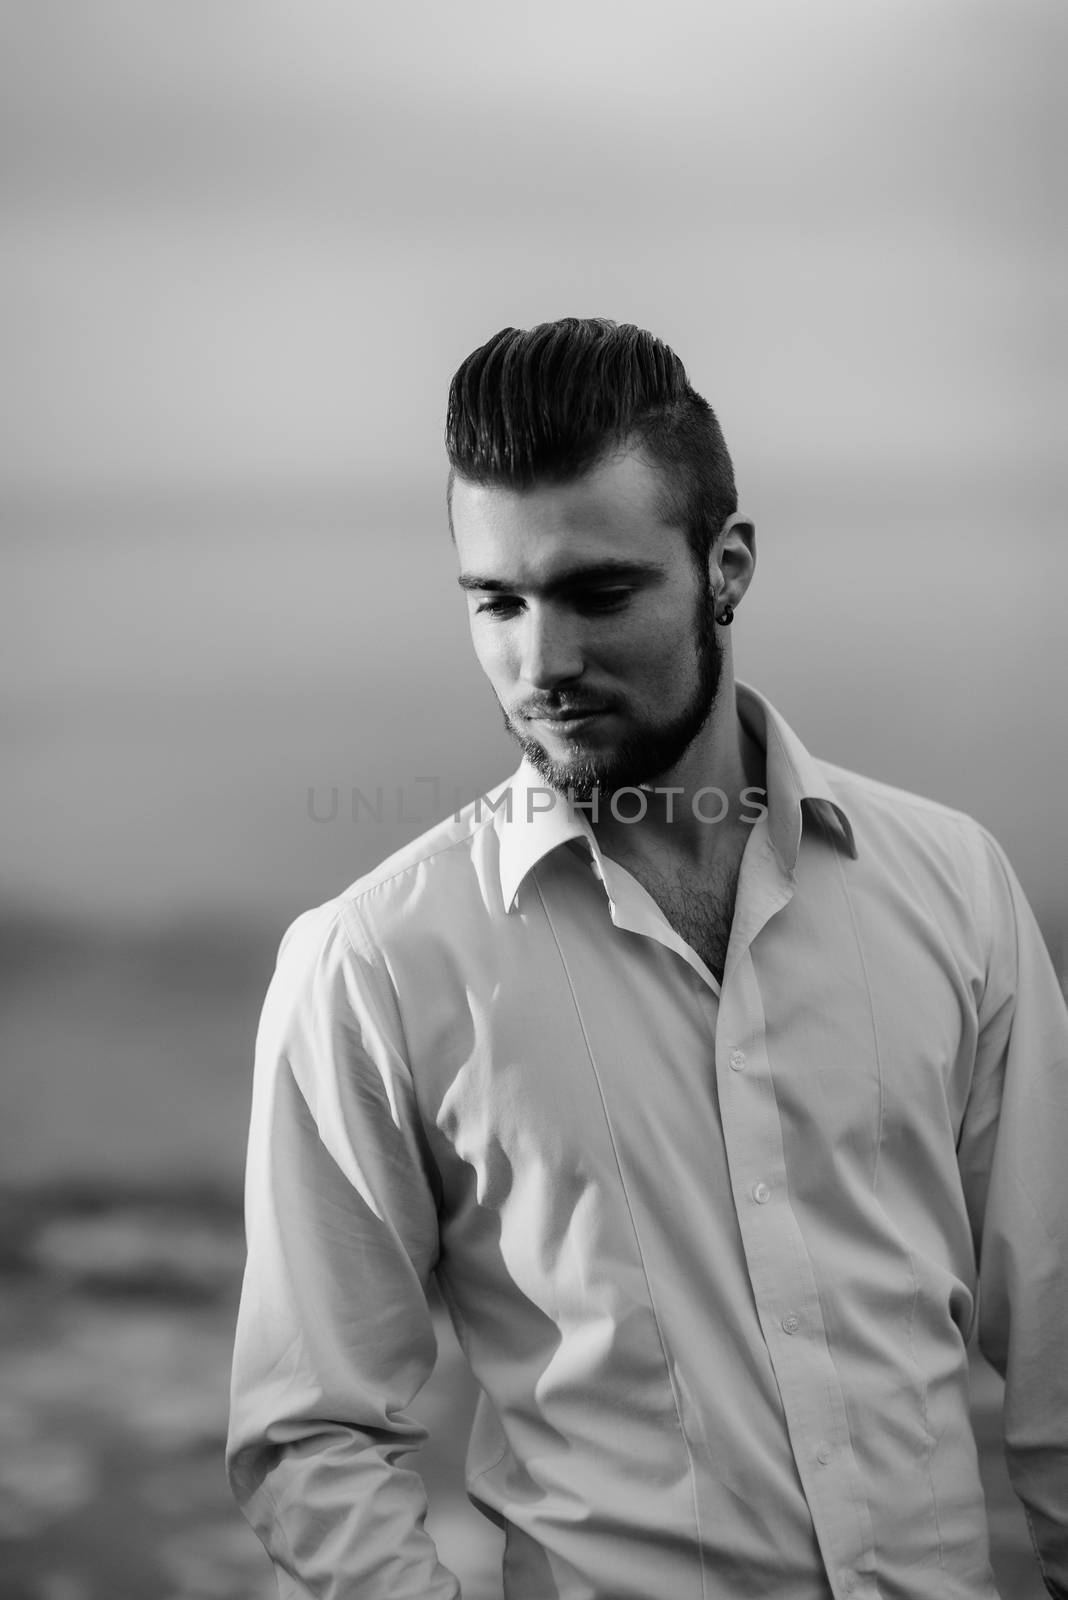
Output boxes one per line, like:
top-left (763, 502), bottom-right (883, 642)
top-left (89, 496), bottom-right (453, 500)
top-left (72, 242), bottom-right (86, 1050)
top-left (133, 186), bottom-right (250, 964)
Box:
top-left (621, 855), bottom-right (741, 984)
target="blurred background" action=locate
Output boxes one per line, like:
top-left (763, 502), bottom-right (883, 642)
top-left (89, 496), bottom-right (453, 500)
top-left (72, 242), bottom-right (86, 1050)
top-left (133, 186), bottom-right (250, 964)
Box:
top-left (1, 2), bottom-right (1065, 1596)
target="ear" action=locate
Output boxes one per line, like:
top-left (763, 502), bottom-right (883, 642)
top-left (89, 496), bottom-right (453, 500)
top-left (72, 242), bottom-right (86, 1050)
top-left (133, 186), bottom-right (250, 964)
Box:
top-left (708, 512), bottom-right (756, 608)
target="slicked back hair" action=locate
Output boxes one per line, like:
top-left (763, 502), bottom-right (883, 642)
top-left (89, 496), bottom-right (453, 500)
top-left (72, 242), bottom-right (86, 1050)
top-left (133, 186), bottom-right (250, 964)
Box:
top-left (445, 318), bottom-right (738, 570)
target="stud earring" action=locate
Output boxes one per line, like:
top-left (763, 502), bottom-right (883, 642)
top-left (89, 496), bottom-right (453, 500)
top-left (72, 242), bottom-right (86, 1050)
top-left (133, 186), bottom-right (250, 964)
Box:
top-left (717, 603), bottom-right (734, 626)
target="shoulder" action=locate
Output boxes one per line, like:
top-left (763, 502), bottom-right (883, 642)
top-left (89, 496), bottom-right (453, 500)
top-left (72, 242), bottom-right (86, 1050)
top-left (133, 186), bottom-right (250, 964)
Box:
top-left (274, 778), bottom-right (513, 970)
top-left (819, 757), bottom-right (989, 857)
top-left (344, 786), bottom-right (502, 900)
top-left (815, 758), bottom-right (1018, 940)
top-left (819, 758), bottom-right (973, 830)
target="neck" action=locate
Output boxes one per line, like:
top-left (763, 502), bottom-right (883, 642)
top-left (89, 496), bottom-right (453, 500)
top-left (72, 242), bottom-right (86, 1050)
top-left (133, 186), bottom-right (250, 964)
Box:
top-left (591, 675), bottom-right (765, 869)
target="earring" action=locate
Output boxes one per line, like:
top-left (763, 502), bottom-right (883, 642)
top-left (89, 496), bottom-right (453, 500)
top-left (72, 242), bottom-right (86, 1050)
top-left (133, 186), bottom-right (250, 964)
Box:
top-left (717, 602), bottom-right (734, 626)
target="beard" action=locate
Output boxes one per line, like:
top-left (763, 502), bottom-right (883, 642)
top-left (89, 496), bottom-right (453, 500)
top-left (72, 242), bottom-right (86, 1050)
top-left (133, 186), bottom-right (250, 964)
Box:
top-left (501, 574), bottom-right (724, 801)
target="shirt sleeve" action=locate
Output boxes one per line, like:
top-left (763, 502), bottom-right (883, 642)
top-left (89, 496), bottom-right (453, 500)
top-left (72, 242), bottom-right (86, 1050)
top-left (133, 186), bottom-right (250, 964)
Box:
top-left (956, 825), bottom-right (1068, 1598)
top-left (226, 899), bottom-right (462, 1600)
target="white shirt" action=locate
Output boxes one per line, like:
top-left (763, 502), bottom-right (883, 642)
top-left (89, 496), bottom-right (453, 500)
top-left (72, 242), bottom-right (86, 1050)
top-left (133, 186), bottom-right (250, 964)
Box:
top-left (227, 683), bottom-right (1068, 1599)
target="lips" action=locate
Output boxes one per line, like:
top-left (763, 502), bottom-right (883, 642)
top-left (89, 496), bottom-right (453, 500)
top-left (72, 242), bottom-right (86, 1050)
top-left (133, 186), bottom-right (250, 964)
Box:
top-left (525, 705), bottom-right (610, 727)
top-left (524, 709), bottom-right (613, 743)
top-left (535, 710), bottom-right (605, 723)
top-left (523, 699), bottom-right (612, 720)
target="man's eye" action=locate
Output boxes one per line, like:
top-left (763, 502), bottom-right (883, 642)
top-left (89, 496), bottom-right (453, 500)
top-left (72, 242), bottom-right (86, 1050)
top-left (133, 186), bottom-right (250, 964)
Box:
top-left (473, 589), bottom-right (632, 618)
top-left (575, 588), bottom-right (632, 613)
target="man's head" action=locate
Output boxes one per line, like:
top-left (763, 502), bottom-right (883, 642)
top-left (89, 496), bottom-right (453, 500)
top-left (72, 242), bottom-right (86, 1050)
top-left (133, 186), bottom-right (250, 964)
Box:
top-left (445, 317), bottom-right (737, 576)
top-left (446, 319), bottom-right (755, 798)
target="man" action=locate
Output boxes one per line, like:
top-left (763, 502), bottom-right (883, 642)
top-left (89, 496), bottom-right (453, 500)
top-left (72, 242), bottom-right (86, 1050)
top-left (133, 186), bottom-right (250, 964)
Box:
top-left (227, 319), bottom-right (1068, 1599)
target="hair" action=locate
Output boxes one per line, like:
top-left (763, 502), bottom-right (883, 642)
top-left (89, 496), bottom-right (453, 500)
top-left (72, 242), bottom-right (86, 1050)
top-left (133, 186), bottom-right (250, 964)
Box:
top-left (445, 317), bottom-right (737, 569)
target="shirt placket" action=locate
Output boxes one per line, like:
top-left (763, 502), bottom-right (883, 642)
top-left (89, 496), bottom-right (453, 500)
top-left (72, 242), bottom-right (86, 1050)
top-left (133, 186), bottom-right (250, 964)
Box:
top-left (715, 826), bottom-right (878, 1600)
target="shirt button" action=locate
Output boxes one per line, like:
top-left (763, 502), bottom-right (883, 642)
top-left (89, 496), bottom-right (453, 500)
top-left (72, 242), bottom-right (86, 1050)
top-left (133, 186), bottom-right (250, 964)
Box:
top-left (752, 1181), bottom-right (771, 1205)
top-left (781, 1312), bottom-right (800, 1335)
top-left (729, 1048), bottom-right (746, 1071)
top-left (816, 1441), bottom-right (833, 1465)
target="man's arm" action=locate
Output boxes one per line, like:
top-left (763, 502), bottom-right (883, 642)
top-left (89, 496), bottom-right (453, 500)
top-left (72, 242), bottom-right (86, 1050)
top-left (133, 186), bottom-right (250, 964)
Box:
top-left (957, 825), bottom-right (1068, 1599)
top-left (226, 900), bottom-right (462, 1600)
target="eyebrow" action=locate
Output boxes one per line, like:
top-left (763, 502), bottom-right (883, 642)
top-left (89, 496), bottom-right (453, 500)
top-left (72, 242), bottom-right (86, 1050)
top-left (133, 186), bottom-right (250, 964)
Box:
top-left (457, 559), bottom-right (665, 596)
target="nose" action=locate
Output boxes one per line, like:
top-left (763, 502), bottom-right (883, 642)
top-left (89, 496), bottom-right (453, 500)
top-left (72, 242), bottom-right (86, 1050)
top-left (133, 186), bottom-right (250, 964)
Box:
top-left (518, 602), bottom-right (584, 691)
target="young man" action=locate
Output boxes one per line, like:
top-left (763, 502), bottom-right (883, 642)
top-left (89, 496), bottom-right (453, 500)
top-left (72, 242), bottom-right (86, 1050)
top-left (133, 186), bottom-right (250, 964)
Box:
top-left (227, 319), bottom-right (1068, 1599)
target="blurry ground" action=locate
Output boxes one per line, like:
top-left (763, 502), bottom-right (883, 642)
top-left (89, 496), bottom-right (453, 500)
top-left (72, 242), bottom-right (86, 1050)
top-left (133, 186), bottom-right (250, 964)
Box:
top-left (0, 1190), bottom-right (505, 1600)
top-left (0, 922), bottom-right (1051, 1599)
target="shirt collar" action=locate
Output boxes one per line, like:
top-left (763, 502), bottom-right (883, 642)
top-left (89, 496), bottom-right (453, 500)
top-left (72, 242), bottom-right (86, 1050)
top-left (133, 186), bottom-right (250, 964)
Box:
top-left (734, 681), bottom-right (856, 872)
top-left (494, 762), bottom-right (598, 912)
top-left (494, 680), bottom-right (856, 911)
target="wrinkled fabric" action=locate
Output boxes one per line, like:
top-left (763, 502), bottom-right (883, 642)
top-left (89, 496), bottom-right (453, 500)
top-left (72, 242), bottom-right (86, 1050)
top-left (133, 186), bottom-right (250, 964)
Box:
top-left (228, 684), bottom-right (1068, 1600)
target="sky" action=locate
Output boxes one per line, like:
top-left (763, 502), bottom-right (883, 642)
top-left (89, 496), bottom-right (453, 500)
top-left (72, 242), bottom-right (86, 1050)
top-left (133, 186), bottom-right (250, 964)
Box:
top-left (2, 0), bottom-right (1066, 947)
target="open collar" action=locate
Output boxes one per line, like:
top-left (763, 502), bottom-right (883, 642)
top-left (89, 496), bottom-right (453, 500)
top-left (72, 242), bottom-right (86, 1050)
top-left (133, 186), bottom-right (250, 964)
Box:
top-left (494, 680), bottom-right (856, 911)
top-left (735, 682), bottom-right (856, 873)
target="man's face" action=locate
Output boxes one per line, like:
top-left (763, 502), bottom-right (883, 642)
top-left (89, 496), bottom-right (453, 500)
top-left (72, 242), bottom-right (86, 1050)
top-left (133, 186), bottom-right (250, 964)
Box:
top-left (453, 449), bottom-right (725, 798)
